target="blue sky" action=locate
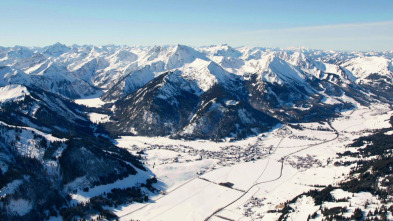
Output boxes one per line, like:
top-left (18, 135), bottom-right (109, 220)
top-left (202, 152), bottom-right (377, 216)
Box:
top-left (1, 0), bottom-right (392, 51)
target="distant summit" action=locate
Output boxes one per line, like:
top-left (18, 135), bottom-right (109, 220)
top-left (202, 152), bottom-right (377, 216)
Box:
top-left (42, 42), bottom-right (70, 57)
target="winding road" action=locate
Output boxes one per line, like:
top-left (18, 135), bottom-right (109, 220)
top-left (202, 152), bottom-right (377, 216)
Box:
top-left (204, 121), bottom-right (339, 221)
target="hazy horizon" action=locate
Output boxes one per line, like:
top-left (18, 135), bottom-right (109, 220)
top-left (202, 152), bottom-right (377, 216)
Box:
top-left (2, 0), bottom-right (393, 51)
top-left (3, 42), bottom-right (393, 53)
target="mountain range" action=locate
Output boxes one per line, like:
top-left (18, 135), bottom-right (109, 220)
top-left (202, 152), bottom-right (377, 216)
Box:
top-left (1, 43), bottom-right (393, 219)
top-left (3, 43), bottom-right (391, 139)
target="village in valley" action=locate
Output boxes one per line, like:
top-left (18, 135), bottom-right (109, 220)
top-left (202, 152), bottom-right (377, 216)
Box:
top-left (111, 104), bottom-right (393, 220)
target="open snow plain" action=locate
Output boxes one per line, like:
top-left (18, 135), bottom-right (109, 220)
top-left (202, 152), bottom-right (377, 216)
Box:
top-left (104, 103), bottom-right (393, 221)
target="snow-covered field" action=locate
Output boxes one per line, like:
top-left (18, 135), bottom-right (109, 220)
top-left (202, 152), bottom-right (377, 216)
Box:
top-left (67, 167), bottom-right (153, 205)
top-left (111, 103), bottom-right (393, 220)
top-left (75, 95), bottom-right (112, 123)
top-left (74, 93), bottom-right (106, 108)
top-left (88, 113), bottom-right (111, 123)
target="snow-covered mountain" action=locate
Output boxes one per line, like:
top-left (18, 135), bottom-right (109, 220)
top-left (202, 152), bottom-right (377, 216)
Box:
top-left (2, 43), bottom-right (393, 220)
top-left (0, 43), bottom-right (390, 97)
top-left (1, 43), bottom-right (392, 139)
top-left (0, 84), bottom-right (146, 220)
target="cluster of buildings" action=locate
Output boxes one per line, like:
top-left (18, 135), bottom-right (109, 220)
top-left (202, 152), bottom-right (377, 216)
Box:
top-left (129, 140), bottom-right (272, 166)
top-left (243, 197), bottom-right (265, 218)
top-left (287, 154), bottom-right (322, 171)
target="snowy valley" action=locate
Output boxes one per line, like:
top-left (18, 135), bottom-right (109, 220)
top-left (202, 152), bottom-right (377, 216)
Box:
top-left (1, 43), bottom-right (393, 220)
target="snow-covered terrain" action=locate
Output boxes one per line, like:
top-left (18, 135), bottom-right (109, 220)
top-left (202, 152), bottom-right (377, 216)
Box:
top-left (0, 43), bottom-right (391, 100)
top-left (343, 56), bottom-right (392, 80)
top-left (113, 104), bottom-right (393, 221)
top-left (1, 44), bottom-right (392, 140)
top-left (2, 43), bottom-right (393, 220)
top-left (67, 167), bottom-right (153, 205)
top-left (0, 84), bottom-right (30, 103)
top-left (73, 92), bottom-right (107, 107)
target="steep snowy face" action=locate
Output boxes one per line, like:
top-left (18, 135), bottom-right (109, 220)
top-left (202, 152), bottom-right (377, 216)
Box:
top-left (108, 49), bottom-right (138, 65)
top-left (343, 56), bottom-right (393, 80)
top-left (0, 85), bottom-right (30, 103)
top-left (237, 47), bottom-right (271, 60)
top-left (126, 45), bottom-right (209, 74)
top-left (180, 59), bottom-right (231, 93)
top-left (0, 62), bottom-right (99, 99)
top-left (101, 46), bottom-right (214, 100)
top-left (202, 45), bottom-right (246, 74)
top-left (13, 53), bottom-right (47, 71)
top-left (0, 47), bottom-right (34, 66)
top-left (58, 45), bottom-right (113, 72)
top-left (6, 46), bottom-right (34, 60)
top-left (42, 42), bottom-right (71, 57)
top-left (166, 44), bottom-right (208, 70)
top-left (101, 66), bottom-right (157, 101)
top-left (143, 45), bottom-right (167, 62)
top-left (123, 67), bottom-right (156, 94)
top-left (321, 63), bottom-right (357, 84)
top-left (71, 57), bottom-right (110, 85)
top-left (285, 52), bottom-right (325, 77)
top-left (202, 44), bottom-right (243, 58)
top-left (251, 53), bottom-right (309, 86)
top-left (0, 66), bottom-right (31, 86)
top-left (340, 56), bottom-right (393, 103)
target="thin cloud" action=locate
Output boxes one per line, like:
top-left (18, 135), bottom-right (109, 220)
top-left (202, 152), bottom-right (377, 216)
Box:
top-left (242, 21), bottom-right (393, 34)
top-left (228, 21), bottom-right (393, 51)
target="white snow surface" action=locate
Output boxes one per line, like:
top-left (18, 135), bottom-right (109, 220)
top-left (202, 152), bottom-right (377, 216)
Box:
top-left (74, 97), bottom-right (106, 108)
top-left (88, 113), bottom-right (110, 123)
top-left (343, 56), bottom-right (392, 80)
top-left (0, 120), bottom-right (67, 143)
top-left (67, 167), bottom-right (153, 204)
top-left (180, 59), bottom-right (220, 92)
top-left (112, 103), bottom-right (393, 221)
top-left (117, 178), bottom-right (242, 221)
top-left (0, 84), bottom-right (29, 103)
top-left (74, 92), bottom-right (106, 107)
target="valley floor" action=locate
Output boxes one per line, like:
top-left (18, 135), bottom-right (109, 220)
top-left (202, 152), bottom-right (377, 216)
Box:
top-left (107, 103), bottom-right (393, 221)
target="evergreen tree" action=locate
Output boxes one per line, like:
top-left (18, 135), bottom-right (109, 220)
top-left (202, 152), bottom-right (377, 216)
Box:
top-left (351, 208), bottom-right (363, 221)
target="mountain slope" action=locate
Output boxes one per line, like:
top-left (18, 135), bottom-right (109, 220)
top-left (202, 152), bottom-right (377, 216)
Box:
top-left (0, 84), bottom-right (145, 220)
top-left (104, 62), bottom-right (280, 140)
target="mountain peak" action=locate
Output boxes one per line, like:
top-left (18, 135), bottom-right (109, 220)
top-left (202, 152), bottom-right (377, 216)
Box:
top-left (7, 46), bottom-right (34, 59)
top-left (254, 53), bottom-right (308, 85)
top-left (166, 44), bottom-right (208, 69)
top-left (43, 42), bottom-right (70, 57)
top-left (343, 56), bottom-right (392, 79)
